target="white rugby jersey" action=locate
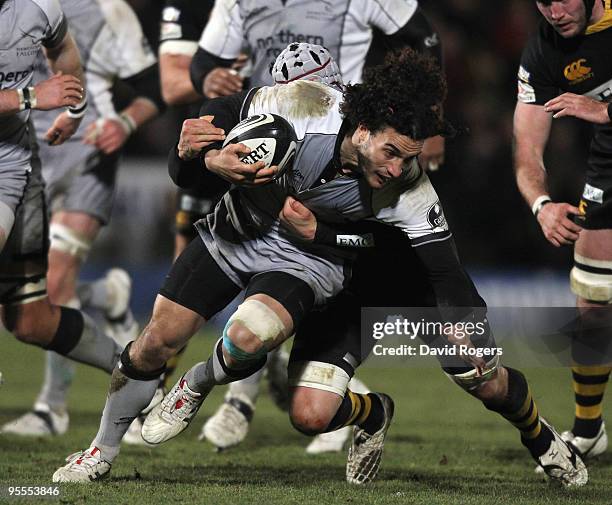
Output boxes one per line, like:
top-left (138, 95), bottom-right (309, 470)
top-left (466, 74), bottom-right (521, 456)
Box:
top-left (199, 0), bottom-right (418, 86)
top-left (33, 0), bottom-right (157, 144)
top-left (0, 0), bottom-right (66, 170)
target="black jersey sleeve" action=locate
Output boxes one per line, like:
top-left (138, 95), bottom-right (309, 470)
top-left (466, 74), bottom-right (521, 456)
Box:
top-left (160, 0), bottom-right (213, 44)
top-left (517, 29), bottom-right (559, 105)
top-left (168, 90), bottom-right (251, 188)
top-left (189, 47), bottom-right (236, 98)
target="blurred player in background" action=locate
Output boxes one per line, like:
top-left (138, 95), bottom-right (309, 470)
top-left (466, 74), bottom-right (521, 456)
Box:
top-left (1, 0), bottom-right (164, 439)
top-left (514, 0), bottom-right (612, 461)
top-left (0, 0), bottom-right (125, 401)
top-left (184, 0), bottom-right (446, 452)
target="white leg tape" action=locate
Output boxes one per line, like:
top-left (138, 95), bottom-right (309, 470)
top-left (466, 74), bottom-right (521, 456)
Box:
top-left (288, 360), bottom-right (350, 397)
top-left (4, 277), bottom-right (48, 305)
top-left (445, 354), bottom-right (500, 391)
top-left (570, 266), bottom-right (612, 303)
top-left (228, 299), bottom-right (286, 343)
top-left (49, 223), bottom-right (92, 261)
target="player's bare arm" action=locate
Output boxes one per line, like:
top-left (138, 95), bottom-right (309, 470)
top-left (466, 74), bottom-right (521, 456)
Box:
top-left (43, 32), bottom-right (87, 146)
top-left (513, 100), bottom-right (582, 247)
top-left (84, 97), bottom-right (159, 155)
top-left (545, 92), bottom-right (612, 124)
top-left (160, 53), bottom-right (201, 106)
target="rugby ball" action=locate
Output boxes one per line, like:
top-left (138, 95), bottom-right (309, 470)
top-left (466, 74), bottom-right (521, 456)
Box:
top-left (222, 113), bottom-right (297, 180)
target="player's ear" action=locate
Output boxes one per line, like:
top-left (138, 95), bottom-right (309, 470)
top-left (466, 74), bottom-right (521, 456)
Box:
top-left (353, 124), bottom-right (370, 146)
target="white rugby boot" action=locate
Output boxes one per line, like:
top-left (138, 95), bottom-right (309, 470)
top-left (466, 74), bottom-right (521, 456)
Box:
top-left (1, 403), bottom-right (69, 436)
top-left (199, 394), bottom-right (254, 450)
top-left (142, 376), bottom-right (203, 444)
top-left (346, 393), bottom-right (394, 485)
top-left (52, 447), bottom-right (111, 482)
top-left (306, 426), bottom-right (352, 454)
top-left (103, 268), bottom-right (138, 347)
top-left (533, 419), bottom-right (588, 487)
top-left (561, 421), bottom-right (608, 459)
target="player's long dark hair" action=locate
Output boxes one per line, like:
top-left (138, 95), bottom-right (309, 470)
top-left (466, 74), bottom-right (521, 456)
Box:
top-left (340, 48), bottom-right (454, 140)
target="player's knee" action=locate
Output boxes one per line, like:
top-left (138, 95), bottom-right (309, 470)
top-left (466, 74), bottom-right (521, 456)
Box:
top-left (470, 367), bottom-right (508, 404)
top-left (222, 300), bottom-right (286, 362)
top-left (9, 309), bottom-right (48, 345)
top-left (289, 394), bottom-right (335, 435)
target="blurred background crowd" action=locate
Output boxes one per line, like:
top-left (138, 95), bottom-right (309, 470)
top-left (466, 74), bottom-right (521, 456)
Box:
top-left (90, 0), bottom-right (587, 312)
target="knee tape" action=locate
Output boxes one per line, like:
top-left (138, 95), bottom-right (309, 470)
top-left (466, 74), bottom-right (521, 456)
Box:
top-left (288, 360), bottom-right (350, 397)
top-left (445, 354), bottom-right (501, 392)
top-left (571, 254), bottom-right (612, 303)
top-left (222, 299), bottom-right (286, 361)
top-left (49, 223), bottom-right (92, 261)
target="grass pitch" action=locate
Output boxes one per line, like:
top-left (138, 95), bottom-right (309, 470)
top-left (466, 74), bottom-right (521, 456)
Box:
top-left (1, 332), bottom-right (611, 505)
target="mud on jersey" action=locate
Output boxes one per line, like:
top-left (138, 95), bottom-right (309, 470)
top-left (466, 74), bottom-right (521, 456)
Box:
top-left (517, 3), bottom-right (612, 178)
top-left (199, 0), bottom-right (418, 86)
top-left (0, 0), bottom-right (66, 170)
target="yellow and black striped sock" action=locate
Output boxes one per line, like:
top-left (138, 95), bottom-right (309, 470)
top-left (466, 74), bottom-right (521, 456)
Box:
top-left (326, 390), bottom-right (383, 435)
top-left (484, 368), bottom-right (553, 457)
top-left (160, 345), bottom-right (188, 390)
top-left (572, 365), bottom-right (611, 438)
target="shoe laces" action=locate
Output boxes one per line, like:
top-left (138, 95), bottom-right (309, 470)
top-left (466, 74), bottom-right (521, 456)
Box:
top-left (66, 448), bottom-right (102, 472)
top-left (160, 379), bottom-right (199, 421)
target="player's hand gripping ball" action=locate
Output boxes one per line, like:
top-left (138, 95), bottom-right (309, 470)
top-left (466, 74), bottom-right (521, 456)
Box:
top-left (222, 113), bottom-right (297, 180)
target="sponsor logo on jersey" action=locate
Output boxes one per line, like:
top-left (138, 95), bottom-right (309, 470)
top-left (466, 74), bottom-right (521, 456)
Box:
top-left (517, 80), bottom-right (536, 103)
top-left (424, 33), bottom-right (439, 48)
top-left (256, 32), bottom-right (324, 58)
top-left (162, 6), bottom-right (181, 22)
top-left (336, 234), bottom-right (375, 248)
top-left (564, 58), bottom-right (594, 84)
top-left (161, 22), bottom-right (182, 40)
top-left (0, 70), bottom-right (30, 84)
top-left (427, 202), bottom-right (447, 230)
top-left (582, 183), bottom-right (604, 203)
top-left (585, 78), bottom-right (612, 101)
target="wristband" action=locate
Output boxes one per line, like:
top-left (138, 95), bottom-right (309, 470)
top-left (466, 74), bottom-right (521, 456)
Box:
top-left (17, 87), bottom-right (36, 111)
top-left (532, 195), bottom-right (552, 218)
top-left (118, 112), bottom-right (137, 135)
top-left (67, 95), bottom-right (88, 118)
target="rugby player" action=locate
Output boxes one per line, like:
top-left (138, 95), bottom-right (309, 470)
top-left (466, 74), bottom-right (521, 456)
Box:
top-left (53, 49), bottom-right (587, 487)
top-left (0, 0), bottom-right (125, 396)
top-left (0, 0), bottom-right (164, 440)
top-left (514, 0), bottom-right (612, 461)
top-left (184, 0), bottom-right (447, 452)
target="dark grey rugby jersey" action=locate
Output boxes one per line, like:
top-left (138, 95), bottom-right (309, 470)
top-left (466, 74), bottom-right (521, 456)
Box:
top-left (0, 0), bottom-right (66, 170)
top-left (196, 81), bottom-right (448, 304)
top-left (199, 0), bottom-right (418, 86)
